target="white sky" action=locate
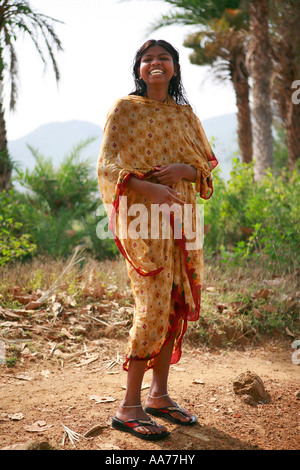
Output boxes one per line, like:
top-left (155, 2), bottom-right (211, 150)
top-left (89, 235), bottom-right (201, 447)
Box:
top-left (4, 0), bottom-right (237, 141)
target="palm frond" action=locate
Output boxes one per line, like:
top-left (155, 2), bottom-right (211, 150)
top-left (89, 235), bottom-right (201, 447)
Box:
top-left (62, 137), bottom-right (97, 165)
top-left (0, 0), bottom-right (63, 110)
top-left (147, 11), bottom-right (203, 34)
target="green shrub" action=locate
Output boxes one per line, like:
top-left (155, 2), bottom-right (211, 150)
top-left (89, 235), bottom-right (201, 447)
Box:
top-left (13, 139), bottom-right (117, 259)
top-left (201, 159), bottom-right (300, 272)
top-left (0, 190), bottom-right (37, 265)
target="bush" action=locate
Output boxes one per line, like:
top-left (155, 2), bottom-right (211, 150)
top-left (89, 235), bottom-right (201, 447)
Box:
top-left (13, 139), bottom-right (118, 259)
top-left (0, 190), bottom-right (37, 265)
top-left (201, 159), bottom-right (300, 272)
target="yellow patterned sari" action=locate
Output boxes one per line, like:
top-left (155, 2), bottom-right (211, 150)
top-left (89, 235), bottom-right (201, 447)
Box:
top-left (97, 94), bottom-right (217, 370)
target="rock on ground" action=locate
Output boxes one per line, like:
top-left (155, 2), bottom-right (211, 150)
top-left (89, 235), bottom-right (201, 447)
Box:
top-left (233, 370), bottom-right (271, 406)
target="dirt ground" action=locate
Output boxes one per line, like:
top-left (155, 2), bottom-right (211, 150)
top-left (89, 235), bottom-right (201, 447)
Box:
top-left (0, 336), bottom-right (299, 451)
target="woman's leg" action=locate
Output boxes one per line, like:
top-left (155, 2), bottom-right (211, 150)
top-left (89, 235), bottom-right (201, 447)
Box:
top-left (115, 358), bottom-right (167, 436)
top-left (146, 330), bottom-right (194, 423)
top-left (150, 330), bottom-right (176, 397)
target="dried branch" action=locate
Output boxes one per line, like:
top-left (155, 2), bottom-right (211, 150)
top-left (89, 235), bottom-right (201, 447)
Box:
top-left (37, 247), bottom-right (85, 303)
top-left (61, 423), bottom-right (83, 447)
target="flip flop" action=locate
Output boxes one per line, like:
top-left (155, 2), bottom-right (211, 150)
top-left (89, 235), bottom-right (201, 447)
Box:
top-left (145, 403), bottom-right (197, 426)
top-left (111, 416), bottom-right (170, 441)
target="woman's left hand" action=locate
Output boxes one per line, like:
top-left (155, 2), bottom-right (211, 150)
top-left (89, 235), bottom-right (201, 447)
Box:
top-left (152, 163), bottom-right (187, 186)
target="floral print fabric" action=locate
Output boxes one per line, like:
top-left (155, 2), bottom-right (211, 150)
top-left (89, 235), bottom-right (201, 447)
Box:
top-left (97, 94), bottom-right (217, 370)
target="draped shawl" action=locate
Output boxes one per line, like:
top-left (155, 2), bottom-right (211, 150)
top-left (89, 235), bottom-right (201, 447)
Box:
top-left (97, 94), bottom-right (217, 370)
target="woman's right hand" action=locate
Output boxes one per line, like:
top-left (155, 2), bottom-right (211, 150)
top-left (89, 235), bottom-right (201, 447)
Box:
top-left (147, 183), bottom-right (184, 206)
top-left (127, 177), bottom-right (184, 206)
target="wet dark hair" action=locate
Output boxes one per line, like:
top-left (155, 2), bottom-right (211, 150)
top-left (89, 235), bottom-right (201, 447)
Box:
top-left (130, 39), bottom-right (190, 106)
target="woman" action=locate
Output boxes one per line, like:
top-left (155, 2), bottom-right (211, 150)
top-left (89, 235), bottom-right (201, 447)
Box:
top-left (97, 39), bottom-right (218, 441)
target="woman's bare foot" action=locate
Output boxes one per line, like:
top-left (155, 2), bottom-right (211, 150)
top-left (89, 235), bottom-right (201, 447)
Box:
top-left (145, 393), bottom-right (196, 424)
top-left (115, 404), bottom-right (168, 436)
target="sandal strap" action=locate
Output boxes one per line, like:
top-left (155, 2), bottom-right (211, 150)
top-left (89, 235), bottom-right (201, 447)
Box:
top-left (157, 405), bottom-right (187, 416)
top-left (125, 418), bottom-right (157, 428)
top-left (147, 396), bottom-right (187, 416)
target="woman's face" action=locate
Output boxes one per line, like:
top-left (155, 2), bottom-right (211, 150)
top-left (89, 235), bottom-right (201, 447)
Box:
top-left (137, 45), bottom-right (177, 91)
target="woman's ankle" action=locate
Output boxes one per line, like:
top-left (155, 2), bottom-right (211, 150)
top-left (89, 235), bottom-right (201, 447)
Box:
top-left (148, 392), bottom-right (169, 399)
top-left (148, 384), bottom-right (168, 399)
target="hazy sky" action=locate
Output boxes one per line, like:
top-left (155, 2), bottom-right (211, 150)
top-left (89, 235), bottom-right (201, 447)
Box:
top-left (4, 0), bottom-right (237, 141)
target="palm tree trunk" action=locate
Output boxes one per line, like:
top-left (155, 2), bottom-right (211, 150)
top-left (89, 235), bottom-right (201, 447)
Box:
top-left (0, 105), bottom-right (11, 192)
top-left (231, 56), bottom-right (253, 163)
top-left (249, 0), bottom-right (274, 181)
top-left (235, 80), bottom-right (252, 163)
top-left (271, 0), bottom-right (300, 173)
top-left (286, 97), bottom-right (300, 172)
top-left (0, 49), bottom-right (11, 192)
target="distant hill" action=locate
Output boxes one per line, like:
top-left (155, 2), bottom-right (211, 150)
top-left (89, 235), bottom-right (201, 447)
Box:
top-left (201, 113), bottom-right (239, 179)
top-left (8, 120), bottom-right (103, 173)
top-left (8, 113), bottom-right (239, 180)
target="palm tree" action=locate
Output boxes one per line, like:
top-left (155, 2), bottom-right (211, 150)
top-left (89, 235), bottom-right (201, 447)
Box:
top-left (138, 0), bottom-right (253, 163)
top-left (184, 17), bottom-right (253, 163)
top-left (248, 0), bottom-right (273, 181)
top-left (270, 0), bottom-right (300, 172)
top-left (127, 0), bottom-right (298, 177)
top-left (146, 0), bottom-right (247, 28)
top-left (0, 0), bottom-right (63, 191)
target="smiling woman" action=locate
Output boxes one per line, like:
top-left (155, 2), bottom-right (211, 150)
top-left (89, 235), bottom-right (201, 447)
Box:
top-left (137, 46), bottom-right (177, 102)
top-left (97, 38), bottom-right (218, 441)
top-left (130, 39), bottom-right (190, 106)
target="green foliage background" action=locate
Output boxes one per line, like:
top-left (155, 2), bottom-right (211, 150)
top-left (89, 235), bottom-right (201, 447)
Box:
top-left (0, 130), bottom-right (299, 274)
top-left (201, 158), bottom-right (300, 272)
top-left (0, 139), bottom-right (118, 265)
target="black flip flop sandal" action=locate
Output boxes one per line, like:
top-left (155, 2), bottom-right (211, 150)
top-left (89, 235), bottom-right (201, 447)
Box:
top-left (145, 403), bottom-right (197, 426)
top-left (111, 416), bottom-right (170, 441)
